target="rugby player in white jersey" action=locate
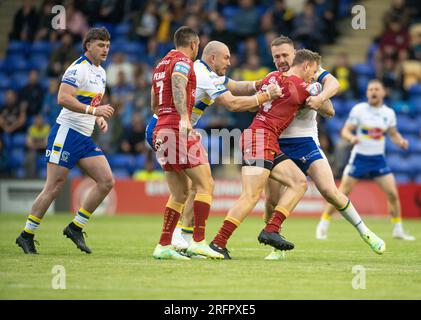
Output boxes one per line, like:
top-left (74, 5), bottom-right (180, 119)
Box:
top-left (316, 80), bottom-right (415, 241)
top-left (146, 40), bottom-right (287, 254)
top-left (263, 36), bottom-right (386, 260)
top-left (16, 28), bottom-right (115, 254)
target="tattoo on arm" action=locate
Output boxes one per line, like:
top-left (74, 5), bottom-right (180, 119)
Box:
top-left (172, 74), bottom-right (188, 117)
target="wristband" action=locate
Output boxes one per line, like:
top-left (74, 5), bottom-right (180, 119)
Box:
top-left (255, 92), bottom-right (271, 105)
top-left (85, 105), bottom-right (90, 114)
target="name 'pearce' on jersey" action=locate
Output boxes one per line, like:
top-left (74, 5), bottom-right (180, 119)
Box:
top-left (152, 50), bottom-right (197, 127)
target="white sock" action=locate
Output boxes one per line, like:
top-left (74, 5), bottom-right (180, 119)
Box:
top-left (338, 200), bottom-right (369, 235)
top-left (171, 226), bottom-right (182, 245)
top-left (393, 221), bottom-right (403, 232)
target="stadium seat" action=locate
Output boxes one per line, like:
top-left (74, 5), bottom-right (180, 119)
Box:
top-left (107, 153), bottom-right (135, 171)
top-left (12, 133), bottom-right (27, 148)
top-left (113, 23), bottom-right (131, 37)
top-left (0, 74), bottom-right (10, 90)
top-left (120, 42), bottom-right (145, 56)
top-left (113, 168), bottom-right (130, 178)
top-left (397, 116), bottom-right (419, 135)
top-left (394, 173), bottom-right (412, 183)
top-left (14, 167), bottom-right (26, 179)
top-left (4, 55), bottom-right (28, 72)
top-left (134, 154), bottom-right (146, 170)
top-left (0, 90), bottom-right (5, 106)
top-left (391, 100), bottom-right (417, 115)
top-left (353, 63), bottom-right (376, 77)
top-left (410, 96), bottom-right (421, 113)
top-left (386, 138), bottom-right (403, 153)
top-left (388, 154), bottom-right (411, 173)
top-left (6, 40), bottom-right (29, 56)
top-left (30, 41), bottom-right (52, 55)
top-left (326, 117), bottom-right (346, 134)
top-left (28, 54), bottom-right (49, 72)
top-left (10, 73), bottom-right (28, 90)
top-left (357, 76), bottom-right (370, 97)
top-left (330, 98), bottom-right (346, 116)
top-left (10, 148), bottom-right (25, 169)
top-left (407, 155), bottom-right (421, 173)
top-left (408, 84), bottom-right (421, 97)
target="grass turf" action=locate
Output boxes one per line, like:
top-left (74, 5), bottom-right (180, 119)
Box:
top-left (0, 213), bottom-right (420, 300)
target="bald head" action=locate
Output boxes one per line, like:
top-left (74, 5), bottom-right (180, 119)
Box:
top-left (203, 41), bottom-right (229, 57)
top-left (201, 41), bottom-right (231, 76)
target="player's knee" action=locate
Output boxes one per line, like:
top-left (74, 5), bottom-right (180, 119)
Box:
top-left (99, 176), bottom-right (115, 193)
top-left (296, 177), bottom-right (308, 194)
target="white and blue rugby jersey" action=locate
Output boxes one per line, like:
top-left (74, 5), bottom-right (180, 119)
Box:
top-left (191, 59), bottom-right (228, 126)
top-left (57, 54), bottom-right (106, 136)
top-left (280, 66), bottom-right (330, 143)
top-left (347, 102), bottom-right (397, 156)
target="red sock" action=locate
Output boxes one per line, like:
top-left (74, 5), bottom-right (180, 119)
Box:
top-left (159, 207), bottom-right (181, 246)
top-left (213, 220), bottom-right (238, 248)
top-left (193, 200), bottom-right (210, 242)
top-left (264, 210), bottom-right (287, 233)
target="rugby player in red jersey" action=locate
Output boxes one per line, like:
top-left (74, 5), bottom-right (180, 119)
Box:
top-left (210, 49), bottom-right (322, 259)
top-left (151, 26), bottom-right (244, 260)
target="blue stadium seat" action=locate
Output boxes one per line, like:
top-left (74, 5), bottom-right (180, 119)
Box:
top-left (134, 154), bottom-right (146, 169)
top-left (28, 54), bottom-right (49, 72)
top-left (386, 138), bottom-right (403, 153)
top-left (113, 23), bottom-right (131, 37)
top-left (107, 153), bottom-right (135, 171)
top-left (7, 40), bottom-right (29, 56)
top-left (388, 154), bottom-right (411, 173)
top-left (326, 117), bottom-right (346, 134)
top-left (410, 96), bottom-right (421, 113)
top-left (344, 99), bottom-right (359, 115)
top-left (120, 42), bottom-right (145, 56)
top-left (0, 90), bottom-right (5, 106)
top-left (397, 116), bottom-right (419, 135)
top-left (36, 154), bottom-right (46, 169)
top-left (357, 76), bottom-right (370, 97)
top-left (0, 74), bottom-right (10, 90)
top-left (113, 168), bottom-right (130, 178)
top-left (394, 173), bottom-right (412, 183)
top-left (14, 167), bottom-right (26, 179)
top-left (10, 73), bottom-right (28, 90)
top-left (10, 148), bottom-right (25, 168)
top-left (353, 63), bottom-right (375, 77)
top-left (4, 55), bottom-right (28, 72)
top-left (391, 100), bottom-right (417, 115)
top-left (330, 98), bottom-right (346, 116)
top-left (31, 41), bottom-right (52, 55)
top-left (408, 84), bottom-right (421, 97)
top-left (407, 155), bottom-right (421, 173)
top-left (12, 133), bottom-right (27, 148)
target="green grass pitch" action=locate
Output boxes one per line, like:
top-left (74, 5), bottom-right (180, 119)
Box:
top-left (0, 213), bottom-right (420, 299)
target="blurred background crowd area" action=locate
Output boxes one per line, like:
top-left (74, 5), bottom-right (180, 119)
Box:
top-left (0, 0), bottom-right (421, 182)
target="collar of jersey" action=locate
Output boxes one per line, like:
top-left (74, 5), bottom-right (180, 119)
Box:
top-left (199, 59), bottom-right (212, 72)
top-left (81, 54), bottom-right (93, 65)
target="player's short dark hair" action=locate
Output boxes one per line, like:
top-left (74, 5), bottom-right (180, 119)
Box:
top-left (292, 49), bottom-right (321, 66)
top-left (83, 27), bottom-right (111, 51)
top-left (368, 79), bottom-right (384, 87)
top-left (174, 26), bottom-right (198, 48)
top-left (271, 35), bottom-right (294, 47)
